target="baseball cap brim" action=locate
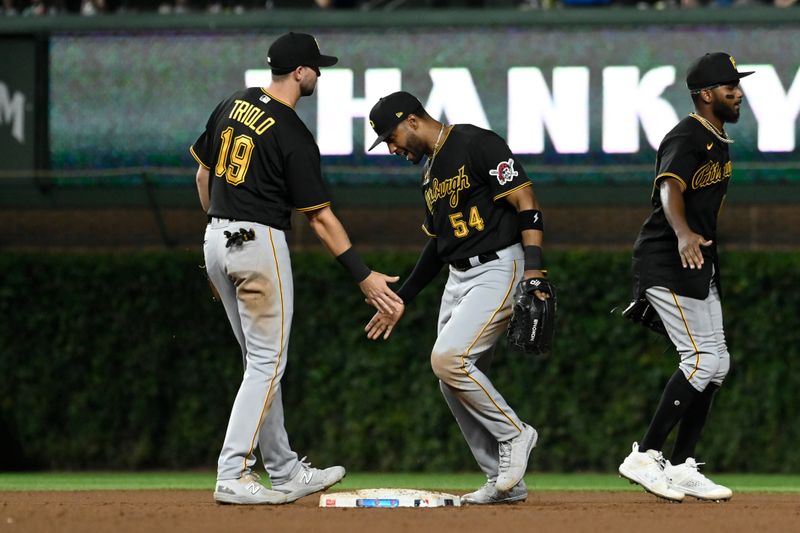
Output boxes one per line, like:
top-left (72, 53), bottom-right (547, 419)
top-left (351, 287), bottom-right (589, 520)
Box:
top-left (316, 54), bottom-right (338, 68)
top-left (720, 71), bottom-right (755, 84)
top-left (368, 130), bottom-right (393, 151)
top-left (692, 70), bottom-right (755, 90)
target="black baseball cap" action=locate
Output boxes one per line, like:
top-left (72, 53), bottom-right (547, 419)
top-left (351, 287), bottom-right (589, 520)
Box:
top-left (267, 32), bottom-right (338, 75)
top-left (686, 52), bottom-right (754, 91)
top-left (367, 91), bottom-right (424, 151)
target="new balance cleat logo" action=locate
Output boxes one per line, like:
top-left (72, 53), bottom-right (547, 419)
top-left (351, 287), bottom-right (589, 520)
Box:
top-left (301, 470), bottom-right (314, 484)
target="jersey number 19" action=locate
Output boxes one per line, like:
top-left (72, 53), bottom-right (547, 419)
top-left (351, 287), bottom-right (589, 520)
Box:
top-left (215, 127), bottom-right (255, 186)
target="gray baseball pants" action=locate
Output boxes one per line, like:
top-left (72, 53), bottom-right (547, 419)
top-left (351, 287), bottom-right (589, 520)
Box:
top-left (204, 218), bottom-right (301, 483)
top-left (434, 243), bottom-right (527, 481)
top-left (645, 282), bottom-right (731, 392)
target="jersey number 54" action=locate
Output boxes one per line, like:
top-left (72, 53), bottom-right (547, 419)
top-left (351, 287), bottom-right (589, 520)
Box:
top-left (449, 206), bottom-right (485, 238)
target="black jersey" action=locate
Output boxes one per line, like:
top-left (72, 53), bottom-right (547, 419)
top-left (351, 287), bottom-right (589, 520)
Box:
top-left (420, 124), bottom-right (531, 264)
top-left (633, 115), bottom-right (732, 299)
top-left (190, 87), bottom-right (331, 230)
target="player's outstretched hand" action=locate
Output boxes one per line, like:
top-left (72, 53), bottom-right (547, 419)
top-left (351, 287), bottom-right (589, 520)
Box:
top-left (359, 271), bottom-right (403, 314)
top-left (676, 230), bottom-right (713, 269)
top-left (365, 304), bottom-right (406, 341)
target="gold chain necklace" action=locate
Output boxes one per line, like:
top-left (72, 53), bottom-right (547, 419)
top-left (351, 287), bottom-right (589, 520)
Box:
top-left (423, 124), bottom-right (446, 183)
top-left (690, 113), bottom-right (733, 144)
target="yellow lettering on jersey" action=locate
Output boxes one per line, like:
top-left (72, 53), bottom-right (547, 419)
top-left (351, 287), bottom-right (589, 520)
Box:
top-left (469, 206), bottom-right (485, 231)
top-left (691, 160), bottom-right (729, 189)
top-left (255, 116), bottom-right (276, 135)
top-left (229, 100), bottom-right (249, 122)
top-left (424, 165), bottom-right (471, 212)
top-left (228, 100), bottom-right (276, 136)
top-left (215, 127), bottom-right (234, 178)
top-left (243, 107), bottom-right (263, 127)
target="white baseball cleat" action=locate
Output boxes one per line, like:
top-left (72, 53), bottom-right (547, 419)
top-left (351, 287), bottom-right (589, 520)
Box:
top-left (462, 479), bottom-right (527, 505)
top-left (496, 423), bottom-right (538, 492)
top-left (271, 457), bottom-right (346, 503)
top-left (664, 458), bottom-right (732, 501)
top-left (618, 442), bottom-right (685, 502)
top-left (214, 473), bottom-right (288, 505)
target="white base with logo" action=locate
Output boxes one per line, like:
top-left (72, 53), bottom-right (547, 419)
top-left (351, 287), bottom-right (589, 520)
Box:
top-left (319, 488), bottom-right (461, 508)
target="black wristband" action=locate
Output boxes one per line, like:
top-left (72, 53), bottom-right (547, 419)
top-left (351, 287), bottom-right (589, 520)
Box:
top-left (523, 245), bottom-right (543, 271)
top-left (336, 247), bottom-right (371, 283)
top-left (518, 209), bottom-right (544, 232)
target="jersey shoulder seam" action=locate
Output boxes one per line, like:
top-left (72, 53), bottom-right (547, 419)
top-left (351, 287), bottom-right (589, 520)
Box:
top-left (189, 145), bottom-right (210, 170)
top-left (296, 201), bottom-right (331, 213)
top-left (654, 172), bottom-right (687, 192)
top-left (493, 181), bottom-right (531, 202)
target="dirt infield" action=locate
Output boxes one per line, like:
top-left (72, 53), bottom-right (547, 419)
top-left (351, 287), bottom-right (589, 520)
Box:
top-left (1, 490), bottom-right (797, 533)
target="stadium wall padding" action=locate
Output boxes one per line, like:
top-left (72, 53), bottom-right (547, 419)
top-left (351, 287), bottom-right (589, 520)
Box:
top-left (1, 250), bottom-right (798, 472)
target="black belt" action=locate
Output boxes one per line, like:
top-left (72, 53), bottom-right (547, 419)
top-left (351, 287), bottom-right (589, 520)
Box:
top-left (450, 252), bottom-right (499, 272)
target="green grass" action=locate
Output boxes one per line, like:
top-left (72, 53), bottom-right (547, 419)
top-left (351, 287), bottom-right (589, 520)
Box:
top-left (0, 472), bottom-right (798, 492)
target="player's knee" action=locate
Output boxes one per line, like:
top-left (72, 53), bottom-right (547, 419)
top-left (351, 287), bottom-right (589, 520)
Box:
top-left (430, 350), bottom-right (459, 383)
top-left (715, 350), bottom-right (731, 383)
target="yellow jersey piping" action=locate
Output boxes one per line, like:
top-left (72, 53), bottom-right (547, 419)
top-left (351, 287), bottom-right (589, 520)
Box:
top-left (296, 201), bottom-right (331, 213)
top-left (189, 146), bottom-right (210, 170)
top-left (421, 224), bottom-right (437, 238)
top-left (242, 228), bottom-right (285, 475)
top-left (671, 290), bottom-right (701, 382)
top-left (459, 260), bottom-right (521, 433)
top-left (655, 172), bottom-right (687, 192)
top-left (493, 181), bottom-right (532, 202)
top-left (260, 88), bottom-right (294, 110)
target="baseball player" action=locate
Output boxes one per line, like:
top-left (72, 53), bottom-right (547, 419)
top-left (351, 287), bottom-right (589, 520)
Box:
top-left (364, 91), bottom-right (549, 504)
top-left (191, 32), bottom-right (403, 505)
top-left (618, 53), bottom-right (753, 502)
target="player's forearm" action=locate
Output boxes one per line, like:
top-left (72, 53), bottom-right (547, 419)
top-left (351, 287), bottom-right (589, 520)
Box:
top-left (506, 186), bottom-right (543, 247)
top-left (306, 206), bottom-right (353, 256)
top-left (505, 185), bottom-right (545, 276)
top-left (196, 166), bottom-right (210, 212)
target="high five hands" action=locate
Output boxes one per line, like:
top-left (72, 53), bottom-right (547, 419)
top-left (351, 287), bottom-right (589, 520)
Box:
top-left (358, 272), bottom-right (403, 315)
top-left (365, 303), bottom-right (406, 341)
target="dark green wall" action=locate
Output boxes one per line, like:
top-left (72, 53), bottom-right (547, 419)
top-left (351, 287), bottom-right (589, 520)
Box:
top-left (1, 250), bottom-right (798, 472)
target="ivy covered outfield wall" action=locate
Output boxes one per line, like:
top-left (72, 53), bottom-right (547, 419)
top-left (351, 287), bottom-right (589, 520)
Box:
top-left (1, 250), bottom-right (798, 472)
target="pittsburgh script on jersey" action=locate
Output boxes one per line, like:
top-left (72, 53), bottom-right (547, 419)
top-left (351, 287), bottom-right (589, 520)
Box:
top-left (425, 165), bottom-right (471, 212)
top-left (691, 160), bottom-right (732, 190)
top-left (228, 100), bottom-right (276, 135)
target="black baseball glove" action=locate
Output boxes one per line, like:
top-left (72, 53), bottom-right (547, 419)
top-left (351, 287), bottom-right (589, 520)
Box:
top-left (507, 278), bottom-right (557, 354)
top-left (620, 297), bottom-right (668, 338)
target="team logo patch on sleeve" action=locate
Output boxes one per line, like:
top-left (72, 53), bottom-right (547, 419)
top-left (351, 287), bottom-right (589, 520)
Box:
top-left (489, 158), bottom-right (518, 185)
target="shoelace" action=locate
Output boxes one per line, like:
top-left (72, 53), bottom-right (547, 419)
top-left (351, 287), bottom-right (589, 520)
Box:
top-left (498, 442), bottom-right (512, 471)
top-left (242, 472), bottom-right (262, 492)
top-left (650, 451), bottom-right (667, 470)
top-left (684, 460), bottom-right (713, 484)
top-left (297, 456), bottom-right (317, 476)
